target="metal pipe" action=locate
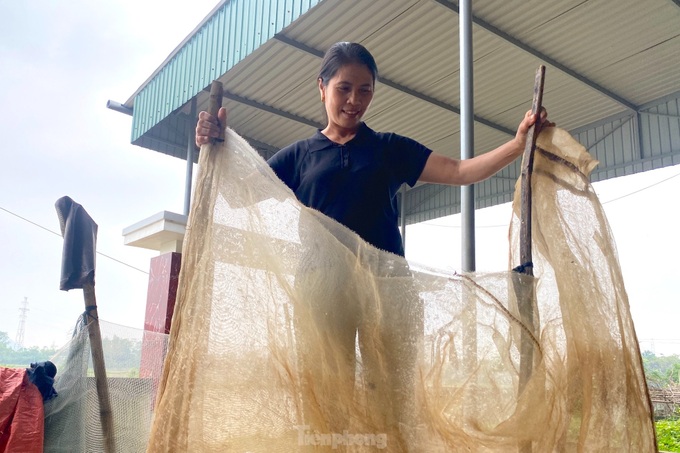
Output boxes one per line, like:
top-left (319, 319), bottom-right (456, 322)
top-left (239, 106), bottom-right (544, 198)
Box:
top-left (636, 111), bottom-right (645, 161)
top-left (106, 100), bottom-right (133, 116)
top-left (459, 0), bottom-right (479, 416)
top-left (460, 0), bottom-right (475, 272)
top-left (184, 98), bottom-right (197, 216)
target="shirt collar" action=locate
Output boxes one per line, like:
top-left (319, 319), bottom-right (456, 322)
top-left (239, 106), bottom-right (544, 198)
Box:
top-left (309, 122), bottom-right (373, 152)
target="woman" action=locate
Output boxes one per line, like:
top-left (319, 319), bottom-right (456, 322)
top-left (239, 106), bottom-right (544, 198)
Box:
top-left (196, 42), bottom-right (551, 448)
top-left (197, 42), bottom-right (549, 257)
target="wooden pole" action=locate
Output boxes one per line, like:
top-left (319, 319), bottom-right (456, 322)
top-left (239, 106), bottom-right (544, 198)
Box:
top-left (517, 65), bottom-right (545, 390)
top-left (514, 65), bottom-right (545, 453)
top-left (54, 196), bottom-right (115, 452)
top-left (209, 81), bottom-right (224, 141)
top-left (518, 66), bottom-right (546, 280)
top-left (83, 282), bottom-right (115, 453)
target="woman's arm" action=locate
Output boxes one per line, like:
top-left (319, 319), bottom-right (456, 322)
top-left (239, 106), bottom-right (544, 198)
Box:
top-left (418, 109), bottom-right (551, 186)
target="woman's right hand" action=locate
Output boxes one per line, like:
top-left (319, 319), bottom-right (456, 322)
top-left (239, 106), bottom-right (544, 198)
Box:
top-left (195, 107), bottom-right (228, 147)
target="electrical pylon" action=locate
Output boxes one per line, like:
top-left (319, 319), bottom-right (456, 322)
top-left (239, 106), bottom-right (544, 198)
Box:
top-left (15, 297), bottom-right (28, 349)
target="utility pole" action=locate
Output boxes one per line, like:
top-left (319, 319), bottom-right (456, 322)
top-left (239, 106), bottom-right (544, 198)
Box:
top-left (15, 297), bottom-right (28, 349)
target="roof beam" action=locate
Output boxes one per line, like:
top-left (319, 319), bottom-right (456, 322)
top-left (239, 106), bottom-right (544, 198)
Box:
top-left (432, 0), bottom-right (639, 112)
top-left (273, 33), bottom-right (516, 137)
top-left (224, 90), bottom-right (324, 130)
top-left (198, 85), bottom-right (324, 130)
top-left (182, 105), bottom-right (282, 156)
top-left (242, 135), bottom-right (279, 153)
top-left (125, 93), bottom-right (303, 157)
top-left (129, 108), bottom-right (280, 159)
top-left (144, 131), bottom-right (278, 161)
top-left (242, 135), bottom-right (279, 159)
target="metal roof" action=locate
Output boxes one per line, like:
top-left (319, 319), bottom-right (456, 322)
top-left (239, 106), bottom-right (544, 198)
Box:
top-left (118, 0), bottom-right (680, 222)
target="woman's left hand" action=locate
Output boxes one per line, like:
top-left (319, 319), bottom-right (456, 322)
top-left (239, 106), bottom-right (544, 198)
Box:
top-left (514, 107), bottom-right (555, 153)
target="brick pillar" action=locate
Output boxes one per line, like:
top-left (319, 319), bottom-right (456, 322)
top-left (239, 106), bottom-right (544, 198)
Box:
top-left (140, 252), bottom-right (181, 380)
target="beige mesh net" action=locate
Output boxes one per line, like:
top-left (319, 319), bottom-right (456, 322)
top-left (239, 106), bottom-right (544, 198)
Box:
top-left (147, 127), bottom-right (656, 452)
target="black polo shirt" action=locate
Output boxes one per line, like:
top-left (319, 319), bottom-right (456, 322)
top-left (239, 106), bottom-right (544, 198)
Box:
top-left (267, 123), bottom-right (432, 256)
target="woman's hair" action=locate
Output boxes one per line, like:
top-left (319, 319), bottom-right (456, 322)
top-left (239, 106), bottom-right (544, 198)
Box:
top-left (318, 42), bottom-right (379, 86)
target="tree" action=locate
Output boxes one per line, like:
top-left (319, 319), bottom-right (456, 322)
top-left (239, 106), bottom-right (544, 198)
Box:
top-left (642, 350), bottom-right (680, 388)
top-left (0, 331), bottom-right (60, 367)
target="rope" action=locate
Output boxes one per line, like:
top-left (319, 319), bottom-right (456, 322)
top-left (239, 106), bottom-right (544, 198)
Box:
top-left (84, 305), bottom-right (99, 322)
top-left (451, 273), bottom-right (543, 354)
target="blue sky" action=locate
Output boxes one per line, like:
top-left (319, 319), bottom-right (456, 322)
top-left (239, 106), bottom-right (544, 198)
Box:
top-left (1, 1), bottom-right (678, 356)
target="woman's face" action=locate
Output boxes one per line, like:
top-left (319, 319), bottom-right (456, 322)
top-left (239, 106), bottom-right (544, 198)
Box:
top-left (319, 63), bottom-right (374, 133)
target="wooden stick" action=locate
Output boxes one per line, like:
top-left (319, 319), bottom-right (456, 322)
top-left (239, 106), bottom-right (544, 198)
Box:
top-left (83, 282), bottom-right (115, 453)
top-left (514, 65), bottom-right (545, 453)
top-left (209, 80), bottom-right (224, 142)
top-left (519, 65), bottom-right (546, 275)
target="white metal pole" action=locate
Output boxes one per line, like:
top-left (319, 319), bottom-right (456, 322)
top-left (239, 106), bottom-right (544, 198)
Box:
top-left (184, 98), bottom-right (197, 216)
top-left (460, 0), bottom-right (475, 272)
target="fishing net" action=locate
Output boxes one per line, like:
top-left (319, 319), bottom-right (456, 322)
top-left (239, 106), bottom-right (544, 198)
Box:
top-left (43, 318), bottom-right (168, 452)
top-left (147, 127), bottom-right (656, 452)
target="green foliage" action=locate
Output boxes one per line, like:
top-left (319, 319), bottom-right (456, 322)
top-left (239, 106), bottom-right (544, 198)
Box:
top-left (657, 418), bottom-right (680, 452)
top-left (0, 330), bottom-right (143, 376)
top-left (0, 331), bottom-right (60, 367)
top-left (644, 351), bottom-right (680, 451)
top-left (101, 335), bottom-right (142, 371)
top-left (642, 350), bottom-right (680, 388)
top-left (0, 331), bottom-right (11, 348)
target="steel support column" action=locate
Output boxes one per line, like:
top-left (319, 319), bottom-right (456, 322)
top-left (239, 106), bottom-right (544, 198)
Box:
top-left (184, 98), bottom-right (197, 216)
top-left (460, 0), bottom-right (475, 272)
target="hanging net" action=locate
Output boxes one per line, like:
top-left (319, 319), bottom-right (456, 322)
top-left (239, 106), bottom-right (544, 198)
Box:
top-left (43, 318), bottom-right (168, 452)
top-left (146, 127), bottom-right (656, 452)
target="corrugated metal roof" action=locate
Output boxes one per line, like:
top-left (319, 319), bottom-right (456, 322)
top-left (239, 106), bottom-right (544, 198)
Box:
top-left (122, 0), bottom-right (680, 219)
top-left (129, 0), bottom-right (323, 143)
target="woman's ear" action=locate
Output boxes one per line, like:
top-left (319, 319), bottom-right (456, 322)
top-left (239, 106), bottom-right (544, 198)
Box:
top-left (318, 78), bottom-right (325, 103)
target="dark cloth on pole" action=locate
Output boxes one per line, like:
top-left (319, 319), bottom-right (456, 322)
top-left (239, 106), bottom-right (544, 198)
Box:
top-left (55, 196), bottom-right (98, 290)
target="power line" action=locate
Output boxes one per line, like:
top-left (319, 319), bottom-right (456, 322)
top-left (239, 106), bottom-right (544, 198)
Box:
top-left (1, 206), bottom-right (62, 237)
top-left (600, 170), bottom-right (680, 205)
top-left (1, 205), bottom-right (149, 275)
